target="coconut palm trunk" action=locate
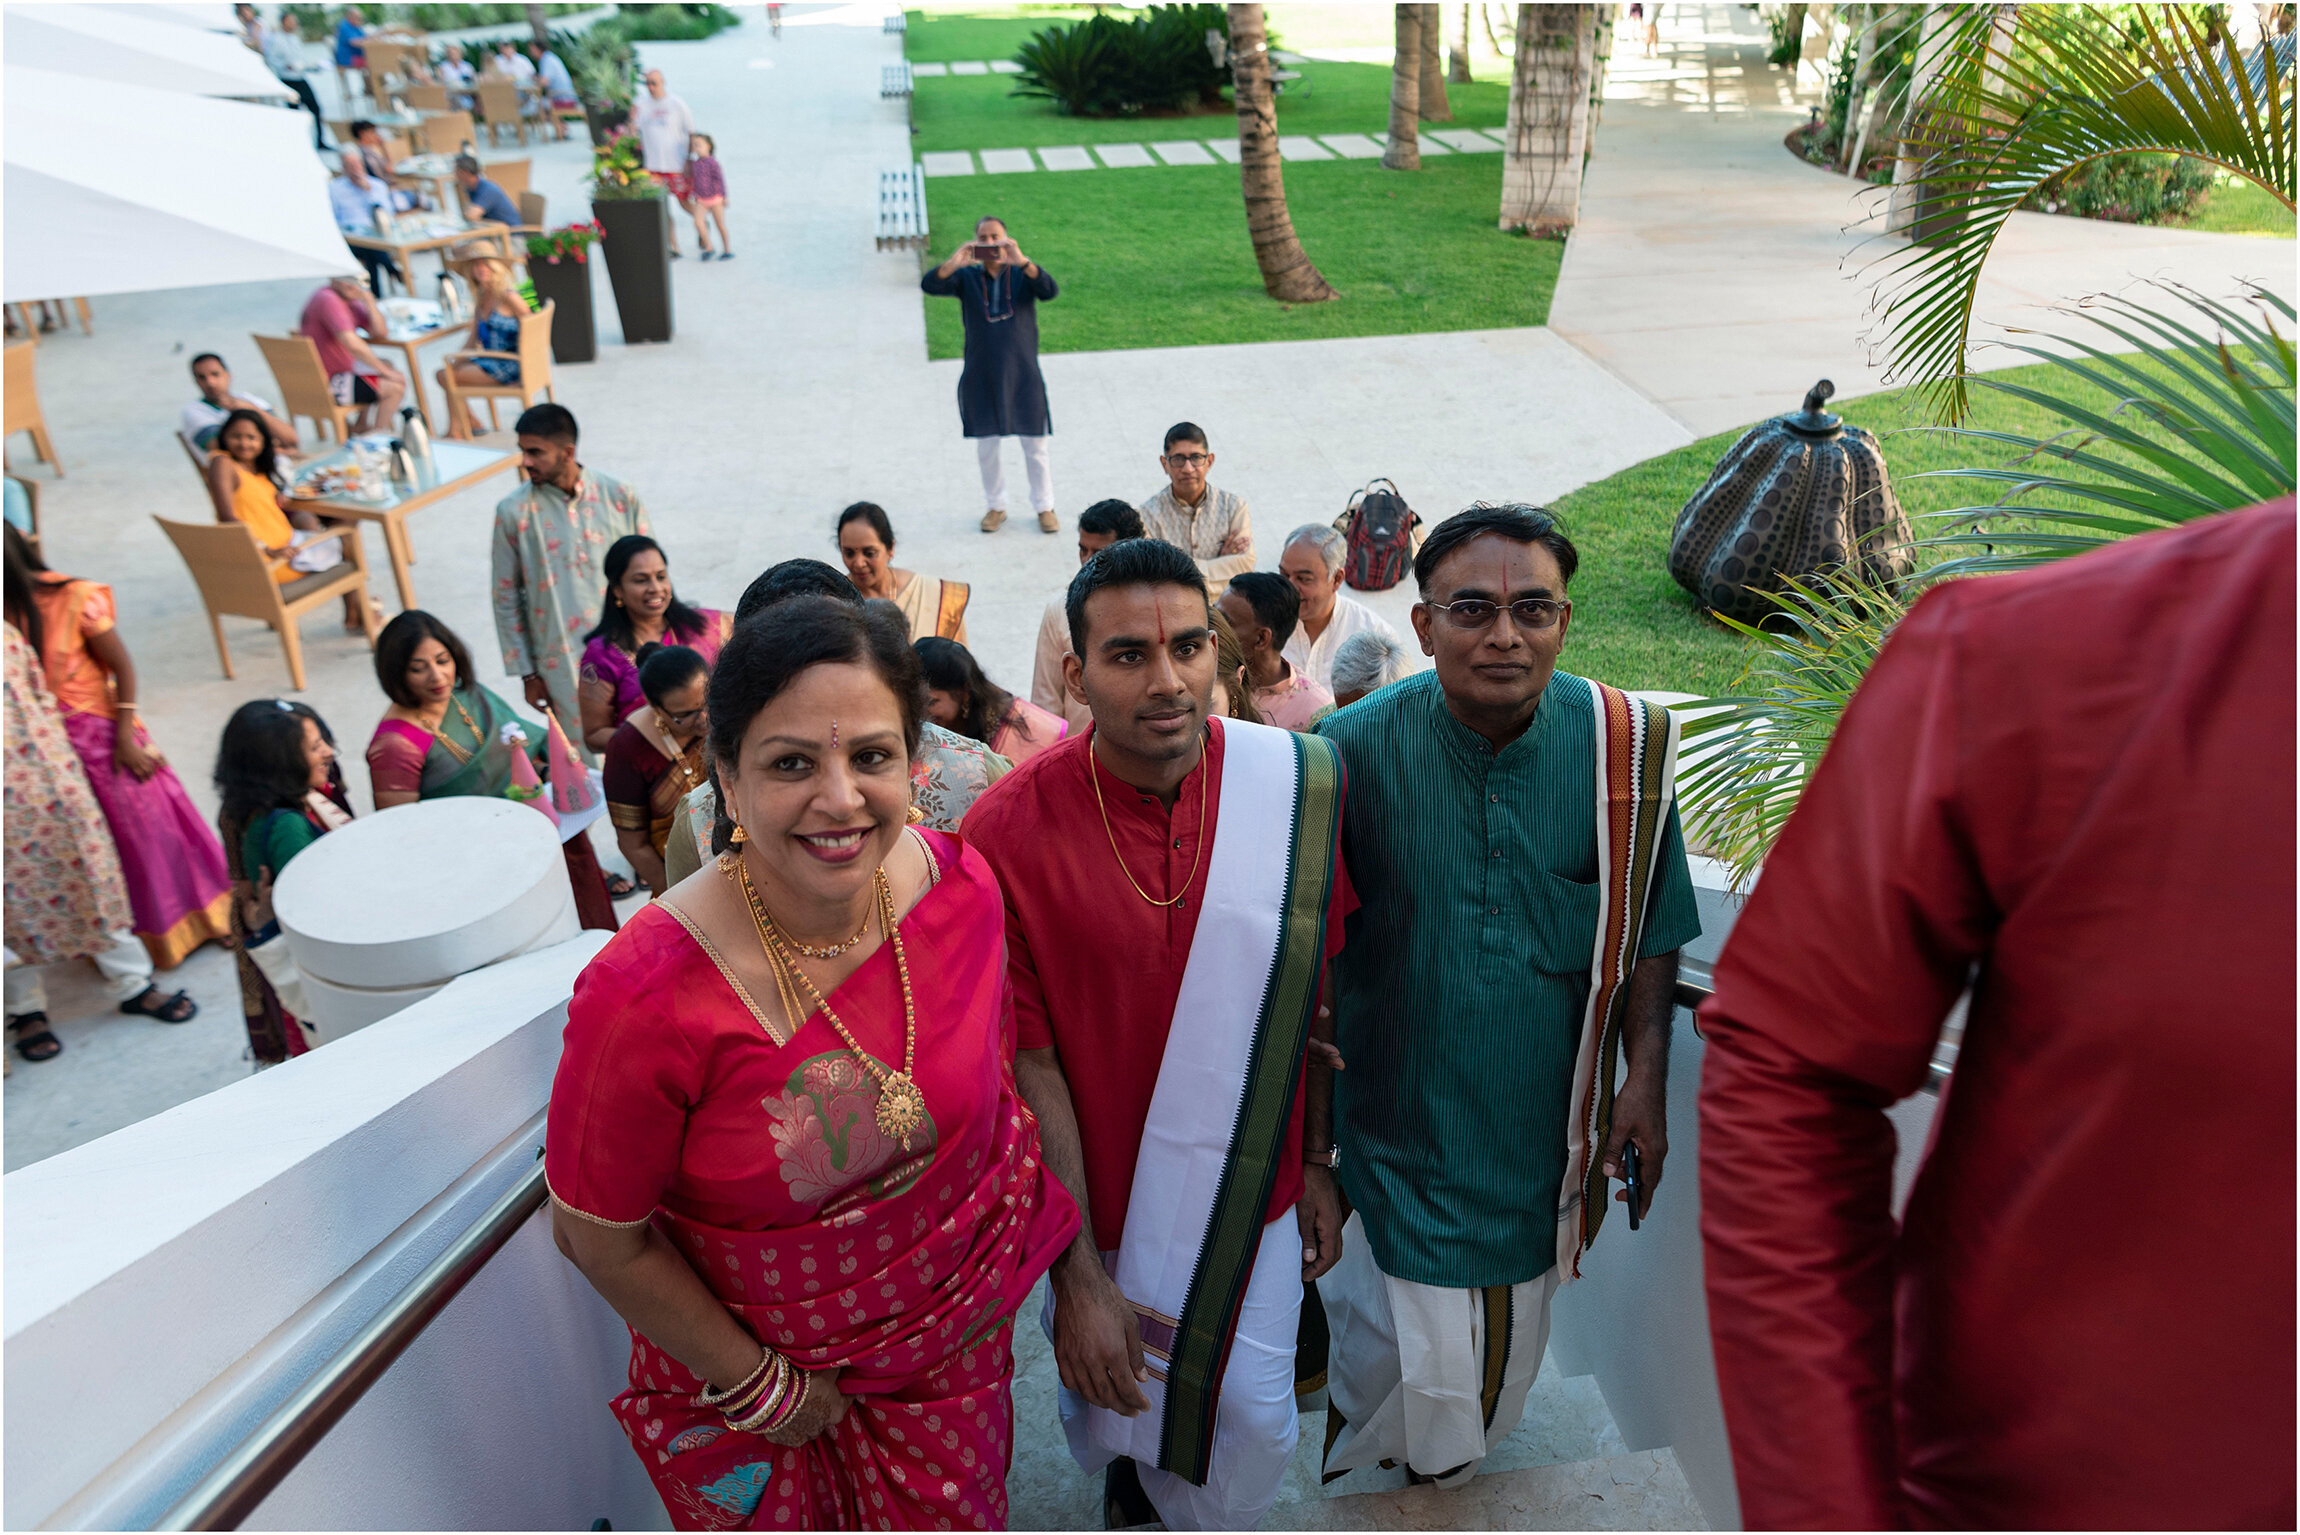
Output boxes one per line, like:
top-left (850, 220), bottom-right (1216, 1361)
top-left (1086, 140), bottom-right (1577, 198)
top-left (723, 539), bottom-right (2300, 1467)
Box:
top-left (525, 3), bottom-right (551, 51)
top-left (1418, 3), bottom-right (1453, 120)
top-left (1499, 3), bottom-right (1597, 233)
top-left (1230, 4), bottom-right (1338, 303)
top-left (1450, 2), bottom-right (1473, 83)
top-left (1384, 4), bottom-right (1422, 167)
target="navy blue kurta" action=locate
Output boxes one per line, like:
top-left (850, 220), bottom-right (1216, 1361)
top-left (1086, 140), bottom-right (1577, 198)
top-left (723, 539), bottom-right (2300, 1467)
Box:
top-left (920, 261), bottom-right (1057, 438)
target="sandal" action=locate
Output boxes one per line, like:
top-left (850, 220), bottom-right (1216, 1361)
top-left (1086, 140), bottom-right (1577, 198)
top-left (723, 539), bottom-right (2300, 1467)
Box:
top-left (344, 598), bottom-right (384, 634)
top-left (604, 872), bottom-right (641, 899)
top-left (120, 986), bottom-right (198, 1024)
top-left (9, 1012), bottom-right (62, 1061)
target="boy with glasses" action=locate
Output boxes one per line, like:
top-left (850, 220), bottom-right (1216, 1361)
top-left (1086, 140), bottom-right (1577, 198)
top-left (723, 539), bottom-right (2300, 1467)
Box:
top-left (1310, 503), bottom-right (1700, 1492)
top-left (1138, 421), bottom-right (1254, 592)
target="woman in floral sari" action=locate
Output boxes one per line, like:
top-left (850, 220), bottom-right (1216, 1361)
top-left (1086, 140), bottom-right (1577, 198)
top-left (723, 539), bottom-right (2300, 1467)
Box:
top-left (547, 595), bottom-right (1077, 1530)
top-left (365, 610), bottom-right (618, 931)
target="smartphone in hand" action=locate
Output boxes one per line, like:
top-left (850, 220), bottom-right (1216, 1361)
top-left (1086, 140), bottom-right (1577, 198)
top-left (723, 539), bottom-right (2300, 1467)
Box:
top-left (1624, 1141), bottom-right (1645, 1231)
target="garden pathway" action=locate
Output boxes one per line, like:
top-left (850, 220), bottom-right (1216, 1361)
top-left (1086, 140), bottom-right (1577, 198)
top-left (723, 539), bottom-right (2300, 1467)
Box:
top-left (1551, 2), bottom-right (2298, 434)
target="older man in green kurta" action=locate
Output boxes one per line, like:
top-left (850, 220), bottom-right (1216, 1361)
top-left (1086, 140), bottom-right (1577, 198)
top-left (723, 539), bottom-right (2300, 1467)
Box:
top-left (489, 403), bottom-right (649, 765)
top-left (1312, 505), bottom-right (1699, 1489)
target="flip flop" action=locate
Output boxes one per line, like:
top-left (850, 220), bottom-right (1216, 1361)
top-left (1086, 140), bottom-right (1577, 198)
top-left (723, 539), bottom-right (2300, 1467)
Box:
top-left (120, 987), bottom-right (198, 1024)
top-left (604, 872), bottom-right (641, 899)
top-left (9, 1012), bottom-right (61, 1061)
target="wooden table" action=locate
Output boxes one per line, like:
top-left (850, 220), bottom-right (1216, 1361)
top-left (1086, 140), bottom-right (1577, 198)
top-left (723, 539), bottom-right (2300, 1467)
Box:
top-left (344, 218), bottom-right (512, 294)
top-left (370, 315), bottom-right (470, 433)
top-left (283, 436), bottom-right (518, 611)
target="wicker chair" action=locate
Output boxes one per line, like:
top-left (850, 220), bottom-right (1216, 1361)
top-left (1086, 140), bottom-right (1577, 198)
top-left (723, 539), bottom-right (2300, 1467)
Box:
top-left (154, 518), bottom-right (379, 691)
top-left (439, 301), bottom-right (555, 438)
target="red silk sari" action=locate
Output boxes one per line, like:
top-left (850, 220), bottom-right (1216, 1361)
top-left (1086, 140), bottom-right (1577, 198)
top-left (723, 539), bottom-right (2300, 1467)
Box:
top-left (545, 830), bottom-right (1078, 1530)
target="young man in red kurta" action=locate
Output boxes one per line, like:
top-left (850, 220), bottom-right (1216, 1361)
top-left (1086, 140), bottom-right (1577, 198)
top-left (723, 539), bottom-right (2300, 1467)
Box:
top-left (1699, 500), bottom-right (2296, 1529)
top-left (965, 537), bottom-right (1353, 1531)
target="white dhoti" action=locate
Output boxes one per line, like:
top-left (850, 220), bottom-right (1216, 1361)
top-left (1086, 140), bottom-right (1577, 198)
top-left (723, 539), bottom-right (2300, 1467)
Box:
top-left (1045, 1215), bottom-right (1304, 1530)
top-left (1319, 1212), bottom-right (1561, 1489)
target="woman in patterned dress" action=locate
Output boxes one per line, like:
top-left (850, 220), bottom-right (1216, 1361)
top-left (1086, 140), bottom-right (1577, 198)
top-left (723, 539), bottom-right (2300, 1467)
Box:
top-left (546, 596), bottom-right (1076, 1529)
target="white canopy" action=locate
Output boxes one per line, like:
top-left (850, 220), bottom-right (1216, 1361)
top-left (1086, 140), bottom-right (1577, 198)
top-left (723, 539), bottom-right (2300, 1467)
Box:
top-left (4, 64), bottom-right (355, 302)
top-left (3, 3), bottom-right (290, 99)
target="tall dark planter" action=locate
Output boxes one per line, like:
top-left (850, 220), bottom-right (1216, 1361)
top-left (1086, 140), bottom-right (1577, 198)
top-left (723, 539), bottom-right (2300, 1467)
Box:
top-left (526, 254), bottom-right (597, 364)
top-left (591, 197), bottom-right (675, 344)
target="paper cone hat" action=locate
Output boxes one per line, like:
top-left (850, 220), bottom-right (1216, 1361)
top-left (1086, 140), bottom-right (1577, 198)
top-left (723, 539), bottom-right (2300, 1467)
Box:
top-left (546, 710), bottom-right (596, 812)
top-left (502, 722), bottom-right (560, 826)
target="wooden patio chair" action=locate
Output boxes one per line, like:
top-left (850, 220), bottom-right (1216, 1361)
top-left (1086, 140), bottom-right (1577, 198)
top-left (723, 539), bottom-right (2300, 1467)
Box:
top-left (252, 333), bottom-right (354, 445)
top-left (439, 300), bottom-right (554, 438)
top-left (4, 341), bottom-right (62, 476)
top-left (402, 82), bottom-right (450, 114)
top-left (517, 190), bottom-right (547, 234)
top-left (417, 110), bottom-right (477, 157)
top-left (7, 473), bottom-right (40, 555)
top-left (475, 82), bottom-right (527, 147)
top-left (154, 517), bottom-right (379, 691)
top-left (550, 96), bottom-right (587, 142)
top-left (488, 159), bottom-right (531, 198)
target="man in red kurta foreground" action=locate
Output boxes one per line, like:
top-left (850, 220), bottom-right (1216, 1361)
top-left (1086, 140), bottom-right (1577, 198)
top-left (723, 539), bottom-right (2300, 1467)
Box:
top-left (1699, 499), bottom-right (2295, 1530)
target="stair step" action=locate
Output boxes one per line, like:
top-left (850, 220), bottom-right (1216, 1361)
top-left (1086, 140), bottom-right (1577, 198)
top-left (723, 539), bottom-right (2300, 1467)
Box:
top-left (1274, 1448), bottom-right (1708, 1531)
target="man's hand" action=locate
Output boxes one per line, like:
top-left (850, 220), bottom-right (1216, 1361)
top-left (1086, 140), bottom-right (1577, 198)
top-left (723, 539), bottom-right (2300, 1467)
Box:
top-left (1601, 1071), bottom-right (1668, 1222)
top-left (1298, 1164), bottom-right (1345, 1281)
top-left (999, 237), bottom-right (1032, 271)
top-left (522, 673), bottom-right (552, 712)
top-left (1050, 1255), bottom-right (1150, 1415)
top-left (939, 237), bottom-right (979, 275)
top-left (756, 1369), bottom-right (850, 1446)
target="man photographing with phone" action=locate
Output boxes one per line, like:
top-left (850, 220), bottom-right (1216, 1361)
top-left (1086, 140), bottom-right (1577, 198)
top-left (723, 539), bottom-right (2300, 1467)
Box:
top-left (922, 217), bottom-right (1060, 535)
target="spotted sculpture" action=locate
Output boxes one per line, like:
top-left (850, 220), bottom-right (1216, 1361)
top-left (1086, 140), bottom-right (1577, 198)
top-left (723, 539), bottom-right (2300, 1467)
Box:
top-left (1667, 379), bottom-right (1914, 626)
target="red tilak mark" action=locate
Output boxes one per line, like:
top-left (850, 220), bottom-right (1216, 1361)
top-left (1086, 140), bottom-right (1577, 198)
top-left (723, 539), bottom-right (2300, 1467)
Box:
top-left (1155, 607), bottom-right (1168, 646)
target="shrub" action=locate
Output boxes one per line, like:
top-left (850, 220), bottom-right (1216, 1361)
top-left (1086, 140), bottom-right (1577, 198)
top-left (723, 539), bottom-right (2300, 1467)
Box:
top-left (1012, 3), bottom-right (1229, 118)
top-left (612, 3), bottom-right (740, 43)
top-left (2025, 152), bottom-right (2216, 224)
top-left (527, 220), bottom-right (603, 263)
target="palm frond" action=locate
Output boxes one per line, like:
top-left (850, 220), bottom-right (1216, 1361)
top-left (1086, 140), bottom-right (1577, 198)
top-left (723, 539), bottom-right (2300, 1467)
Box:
top-left (1867, 5), bottom-right (2294, 422)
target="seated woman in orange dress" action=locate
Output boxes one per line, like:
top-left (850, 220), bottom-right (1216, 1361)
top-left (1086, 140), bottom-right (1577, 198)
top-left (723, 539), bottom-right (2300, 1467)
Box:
top-left (546, 596), bottom-right (1078, 1531)
top-left (913, 636), bottom-right (1065, 767)
top-left (201, 408), bottom-right (369, 631)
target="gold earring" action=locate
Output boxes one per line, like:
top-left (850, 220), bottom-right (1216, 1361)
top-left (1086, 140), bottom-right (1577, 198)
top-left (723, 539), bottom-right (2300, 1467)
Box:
top-left (906, 804), bottom-right (926, 825)
top-left (728, 824), bottom-right (748, 845)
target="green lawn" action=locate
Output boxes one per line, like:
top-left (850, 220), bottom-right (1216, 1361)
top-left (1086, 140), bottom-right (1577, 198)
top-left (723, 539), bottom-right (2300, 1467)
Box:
top-left (905, 10), bottom-right (1509, 155)
top-left (920, 154), bottom-right (1558, 356)
top-left (1542, 363), bottom-right (2129, 694)
top-left (2182, 174), bottom-right (2298, 236)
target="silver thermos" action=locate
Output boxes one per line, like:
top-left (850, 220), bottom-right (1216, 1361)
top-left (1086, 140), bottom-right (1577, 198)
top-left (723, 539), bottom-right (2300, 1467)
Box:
top-left (389, 439), bottom-right (417, 486)
top-left (398, 406), bottom-right (432, 464)
top-left (435, 270), bottom-right (465, 320)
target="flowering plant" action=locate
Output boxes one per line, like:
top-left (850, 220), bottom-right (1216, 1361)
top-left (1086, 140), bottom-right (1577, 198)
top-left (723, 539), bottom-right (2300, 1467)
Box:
top-left (526, 220), bottom-right (603, 265)
top-left (589, 128), bottom-right (663, 201)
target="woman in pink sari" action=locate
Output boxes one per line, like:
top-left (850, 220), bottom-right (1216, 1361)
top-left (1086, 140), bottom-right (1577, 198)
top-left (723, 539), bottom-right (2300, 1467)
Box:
top-left (547, 595), bottom-right (1078, 1531)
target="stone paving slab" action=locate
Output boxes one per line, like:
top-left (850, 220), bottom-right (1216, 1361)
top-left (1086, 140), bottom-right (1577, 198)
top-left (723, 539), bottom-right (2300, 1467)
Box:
top-left (1206, 137), bottom-right (1244, 162)
top-left (1091, 142), bottom-right (1155, 168)
top-left (1411, 133), bottom-right (1452, 153)
top-left (1150, 139), bottom-right (1218, 165)
top-left (1036, 144), bottom-right (1095, 171)
top-left (1278, 134), bottom-right (1334, 160)
top-left (919, 149), bottom-right (975, 176)
top-left (1425, 127), bottom-right (1501, 151)
top-left (988, 59), bottom-right (1022, 74)
top-left (948, 59), bottom-right (988, 74)
top-left (978, 147), bottom-right (1036, 174)
top-left (1319, 132), bottom-right (1385, 159)
top-left (909, 59), bottom-right (946, 75)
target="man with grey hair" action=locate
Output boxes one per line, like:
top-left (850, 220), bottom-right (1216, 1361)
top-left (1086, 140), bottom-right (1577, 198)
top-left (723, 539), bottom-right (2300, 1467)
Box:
top-left (1281, 523), bottom-right (1400, 693)
top-left (1330, 629), bottom-right (1410, 707)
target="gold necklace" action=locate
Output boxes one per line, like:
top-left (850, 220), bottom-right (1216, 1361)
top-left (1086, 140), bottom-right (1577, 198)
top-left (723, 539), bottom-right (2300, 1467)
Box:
top-left (731, 856), bottom-right (925, 1148)
top-left (424, 693), bottom-right (482, 765)
top-left (1089, 741), bottom-right (1207, 909)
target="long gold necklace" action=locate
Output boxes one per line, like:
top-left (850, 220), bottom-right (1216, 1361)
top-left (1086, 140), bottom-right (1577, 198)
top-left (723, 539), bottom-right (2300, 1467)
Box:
top-left (425, 693), bottom-right (482, 766)
top-left (1089, 742), bottom-right (1207, 909)
top-left (731, 856), bottom-right (926, 1147)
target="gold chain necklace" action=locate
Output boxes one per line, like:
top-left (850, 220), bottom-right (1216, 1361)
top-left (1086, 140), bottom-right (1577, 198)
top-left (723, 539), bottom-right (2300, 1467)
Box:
top-left (730, 856), bottom-right (925, 1148)
top-left (1089, 742), bottom-right (1207, 909)
top-left (424, 693), bottom-right (482, 766)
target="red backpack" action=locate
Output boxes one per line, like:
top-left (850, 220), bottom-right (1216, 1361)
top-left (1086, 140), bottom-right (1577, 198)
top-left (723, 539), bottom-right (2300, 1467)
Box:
top-left (1337, 479), bottom-right (1422, 592)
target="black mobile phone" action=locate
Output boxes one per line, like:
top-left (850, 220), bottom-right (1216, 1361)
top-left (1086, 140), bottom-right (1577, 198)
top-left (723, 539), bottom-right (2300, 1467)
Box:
top-left (971, 241), bottom-right (1002, 262)
top-left (1623, 1140), bottom-right (1645, 1231)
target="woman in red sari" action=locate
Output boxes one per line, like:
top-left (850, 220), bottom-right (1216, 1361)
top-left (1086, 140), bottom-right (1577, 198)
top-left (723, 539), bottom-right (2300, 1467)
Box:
top-left (547, 595), bottom-right (1078, 1531)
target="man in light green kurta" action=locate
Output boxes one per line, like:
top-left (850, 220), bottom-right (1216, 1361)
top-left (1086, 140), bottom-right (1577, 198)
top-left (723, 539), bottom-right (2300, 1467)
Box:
top-left (489, 404), bottom-right (649, 765)
top-left (1313, 505), bottom-right (1699, 1490)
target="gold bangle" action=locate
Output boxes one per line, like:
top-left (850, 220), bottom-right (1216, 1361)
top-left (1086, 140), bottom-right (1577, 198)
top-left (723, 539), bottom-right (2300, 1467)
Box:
top-left (116, 702), bottom-right (138, 713)
top-left (694, 1347), bottom-right (773, 1408)
top-left (727, 1356), bottom-right (794, 1432)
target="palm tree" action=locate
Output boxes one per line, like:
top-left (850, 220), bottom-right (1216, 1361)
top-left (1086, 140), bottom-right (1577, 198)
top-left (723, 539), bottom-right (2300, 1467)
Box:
top-left (1229, 4), bottom-right (1338, 303)
top-left (1450, 2), bottom-right (1473, 84)
top-left (1418, 3), bottom-right (1453, 121)
top-left (1499, 3), bottom-right (1597, 233)
top-left (1384, 4), bottom-right (1423, 168)
top-left (1872, 3), bottom-right (2295, 422)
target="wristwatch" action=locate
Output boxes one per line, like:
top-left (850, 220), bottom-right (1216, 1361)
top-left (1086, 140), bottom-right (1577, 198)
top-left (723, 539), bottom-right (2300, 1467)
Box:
top-left (1305, 1145), bottom-right (1340, 1170)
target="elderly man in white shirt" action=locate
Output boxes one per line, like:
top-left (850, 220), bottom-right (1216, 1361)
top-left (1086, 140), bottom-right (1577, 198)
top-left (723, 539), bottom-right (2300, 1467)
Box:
top-left (1137, 420), bottom-right (1254, 592)
top-left (1278, 522), bottom-right (1400, 693)
top-left (630, 68), bottom-right (699, 255)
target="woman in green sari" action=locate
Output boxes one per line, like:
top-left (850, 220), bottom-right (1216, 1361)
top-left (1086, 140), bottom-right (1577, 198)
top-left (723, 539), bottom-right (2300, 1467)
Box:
top-left (365, 611), bottom-right (617, 931)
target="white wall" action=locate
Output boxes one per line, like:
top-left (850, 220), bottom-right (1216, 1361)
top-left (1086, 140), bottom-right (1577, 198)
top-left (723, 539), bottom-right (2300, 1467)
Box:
top-left (4, 932), bottom-right (668, 1532)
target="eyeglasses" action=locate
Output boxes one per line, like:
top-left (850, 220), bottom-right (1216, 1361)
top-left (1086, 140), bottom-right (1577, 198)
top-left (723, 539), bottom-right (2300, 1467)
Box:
top-left (1425, 597), bottom-right (1570, 631)
top-left (1164, 453), bottom-right (1212, 469)
top-left (660, 704), bottom-right (706, 729)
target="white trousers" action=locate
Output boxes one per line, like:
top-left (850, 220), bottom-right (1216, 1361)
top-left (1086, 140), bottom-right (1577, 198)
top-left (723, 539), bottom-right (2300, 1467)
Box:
top-left (1046, 1215), bottom-right (1303, 1530)
top-left (4, 933), bottom-right (155, 1013)
top-left (1319, 1212), bottom-right (1561, 1489)
top-left (974, 434), bottom-right (1054, 513)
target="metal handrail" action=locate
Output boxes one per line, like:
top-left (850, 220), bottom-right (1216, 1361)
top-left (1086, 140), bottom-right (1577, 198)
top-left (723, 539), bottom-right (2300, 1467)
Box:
top-left (1674, 973), bottom-right (1951, 1095)
top-left (152, 1158), bottom-right (549, 1532)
